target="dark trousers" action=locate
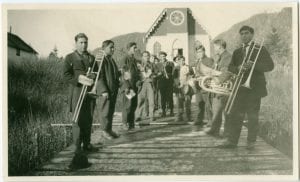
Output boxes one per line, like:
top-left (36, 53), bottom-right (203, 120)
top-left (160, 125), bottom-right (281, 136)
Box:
top-left (226, 87), bottom-right (261, 145)
top-left (176, 88), bottom-right (192, 120)
top-left (159, 78), bottom-right (174, 113)
top-left (72, 96), bottom-right (95, 153)
top-left (153, 79), bottom-right (160, 110)
top-left (122, 92), bottom-right (138, 128)
top-left (98, 92), bottom-right (118, 132)
top-left (210, 96), bottom-right (228, 135)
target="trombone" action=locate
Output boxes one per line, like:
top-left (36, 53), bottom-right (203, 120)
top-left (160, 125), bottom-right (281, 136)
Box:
top-left (72, 50), bottom-right (106, 123)
top-left (224, 39), bottom-right (264, 115)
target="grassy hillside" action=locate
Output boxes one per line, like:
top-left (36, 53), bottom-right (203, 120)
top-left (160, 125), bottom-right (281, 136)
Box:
top-left (215, 7), bottom-right (293, 157)
top-left (92, 32), bottom-right (146, 65)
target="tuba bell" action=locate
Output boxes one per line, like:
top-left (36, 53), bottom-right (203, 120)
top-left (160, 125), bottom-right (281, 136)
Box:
top-left (194, 62), bottom-right (235, 96)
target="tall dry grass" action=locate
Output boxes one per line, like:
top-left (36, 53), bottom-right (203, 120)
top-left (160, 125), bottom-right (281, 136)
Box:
top-left (259, 57), bottom-right (293, 157)
top-left (8, 58), bottom-right (73, 176)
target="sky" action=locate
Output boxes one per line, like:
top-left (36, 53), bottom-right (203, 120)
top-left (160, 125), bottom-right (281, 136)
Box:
top-left (6, 2), bottom-right (290, 57)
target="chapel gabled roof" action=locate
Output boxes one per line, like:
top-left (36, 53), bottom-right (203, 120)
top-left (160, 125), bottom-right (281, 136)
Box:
top-left (143, 8), bottom-right (168, 43)
top-left (143, 8), bottom-right (211, 43)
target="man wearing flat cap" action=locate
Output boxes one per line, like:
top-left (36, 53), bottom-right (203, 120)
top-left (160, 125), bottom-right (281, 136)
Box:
top-left (218, 25), bottom-right (274, 149)
top-left (157, 51), bottom-right (175, 117)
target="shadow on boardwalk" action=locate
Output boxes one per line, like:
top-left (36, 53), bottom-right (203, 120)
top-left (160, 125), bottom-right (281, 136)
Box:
top-left (33, 107), bottom-right (293, 176)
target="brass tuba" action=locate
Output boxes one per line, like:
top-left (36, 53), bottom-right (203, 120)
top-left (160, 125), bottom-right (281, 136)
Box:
top-left (194, 62), bottom-right (235, 96)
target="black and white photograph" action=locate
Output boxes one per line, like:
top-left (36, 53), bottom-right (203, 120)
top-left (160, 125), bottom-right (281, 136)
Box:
top-left (2, 1), bottom-right (299, 181)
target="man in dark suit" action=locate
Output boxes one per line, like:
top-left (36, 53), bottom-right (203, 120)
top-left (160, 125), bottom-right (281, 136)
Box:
top-left (158, 51), bottom-right (175, 117)
top-left (193, 45), bottom-right (214, 126)
top-left (218, 25), bottom-right (274, 149)
top-left (96, 40), bottom-right (120, 139)
top-left (63, 33), bottom-right (98, 154)
top-left (205, 39), bottom-right (231, 137)
top-left (120, 42), bottom-right (141, 131)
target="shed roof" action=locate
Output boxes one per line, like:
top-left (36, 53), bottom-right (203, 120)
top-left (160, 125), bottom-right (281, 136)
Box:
top-left (8, 32), bottom-right (38, 54)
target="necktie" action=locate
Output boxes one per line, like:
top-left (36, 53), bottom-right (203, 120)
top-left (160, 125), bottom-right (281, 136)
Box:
top-left (242, 44), bottom-right (250, 61)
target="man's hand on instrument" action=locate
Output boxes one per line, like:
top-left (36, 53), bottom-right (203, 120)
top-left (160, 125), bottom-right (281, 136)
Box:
top-left (240, 62), bottom-right (253, 73)
top-left (124, 71), bottom-right (131, 80)
top-left (87, 72), bottom-right (96, 80)
top-left (78, 75), bottom-right (94, 86)
top-left (125, 88), bottom-right (130, 95)
top-left (102, 92), bottom-right (109, 98)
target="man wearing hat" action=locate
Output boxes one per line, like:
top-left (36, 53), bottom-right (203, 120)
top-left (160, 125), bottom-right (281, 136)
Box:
top-left (173, 55), bottom-right (195, 122)
top-left (218, 25), bottom-right (274, 149)
top-left (158, 51), bottom-right (175, 117)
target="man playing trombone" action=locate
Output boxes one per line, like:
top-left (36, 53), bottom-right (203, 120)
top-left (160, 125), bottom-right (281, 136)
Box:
top-left (63, 33), bottom-right (98, 158)
top-left (218, 26), bottom-right (274, 149)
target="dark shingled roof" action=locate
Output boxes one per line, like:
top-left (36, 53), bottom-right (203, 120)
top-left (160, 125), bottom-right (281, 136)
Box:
top-left (8, 32), bottom-right (38, 54)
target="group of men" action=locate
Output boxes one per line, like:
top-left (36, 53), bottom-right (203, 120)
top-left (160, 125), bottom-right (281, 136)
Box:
top-left (63, 25), bottom-right (274, 168)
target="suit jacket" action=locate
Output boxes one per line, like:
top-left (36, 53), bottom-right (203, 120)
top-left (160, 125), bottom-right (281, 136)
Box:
top-left (229, 42), bottom-right (274, 97)
top-left (213, 50), bottom-right (232, 98)
top-left (63, 51), bottom-right (96, 112)
top-left (215, 50), bottom-right (232, 72)
top-left (97, 55), bottom-right (120, 97)
top-left (119, 54), bottom-right (140, 92)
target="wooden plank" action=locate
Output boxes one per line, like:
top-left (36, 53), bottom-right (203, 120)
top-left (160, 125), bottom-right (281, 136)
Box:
top-left (35, 105), bottom-right (293, 176)
top-left (40, 158), bottom-right (292, 174)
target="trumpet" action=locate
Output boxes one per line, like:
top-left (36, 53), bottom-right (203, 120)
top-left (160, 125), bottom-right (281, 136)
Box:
top-left (72, 50), bottom-right (105, 123)
top-left (224, 39), bottom-right (264, 114)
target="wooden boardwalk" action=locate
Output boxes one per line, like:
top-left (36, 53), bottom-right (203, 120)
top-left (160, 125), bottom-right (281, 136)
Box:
top-left (34, 107), bottom-right (293, 175)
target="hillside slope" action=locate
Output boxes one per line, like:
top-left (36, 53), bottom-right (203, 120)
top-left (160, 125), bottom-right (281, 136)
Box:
top-left (92, 32), bottom-right (145, 64)
top-left (214, 7), bottom-right (292, 66)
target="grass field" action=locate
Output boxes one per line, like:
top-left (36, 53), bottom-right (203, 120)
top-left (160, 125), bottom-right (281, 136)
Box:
top-left (8, 58), bottom-right (72, 176)
top-left (259, 62), bottom-right (293, 157)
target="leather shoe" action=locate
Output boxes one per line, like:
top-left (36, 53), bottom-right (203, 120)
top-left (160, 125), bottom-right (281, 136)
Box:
top-left (83, 144), bottom-right (99, 153)
top-left (109, 130), bottom-right (120, 138)
top-left (101, 131), bottom-right (113, 140)
top-left (217, 141), bottom-right (237, 149)
top-left (205, 130), bottom-right (220, 137)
